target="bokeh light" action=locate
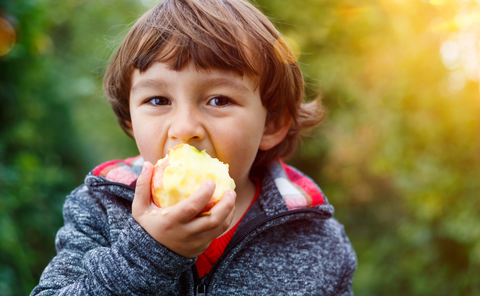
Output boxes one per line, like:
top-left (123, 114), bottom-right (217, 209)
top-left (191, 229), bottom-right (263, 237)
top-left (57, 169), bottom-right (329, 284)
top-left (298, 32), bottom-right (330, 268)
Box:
top-left (0, 17), bottom-right (16, 56)
top-left (436, 1), bottom-right (480, 93)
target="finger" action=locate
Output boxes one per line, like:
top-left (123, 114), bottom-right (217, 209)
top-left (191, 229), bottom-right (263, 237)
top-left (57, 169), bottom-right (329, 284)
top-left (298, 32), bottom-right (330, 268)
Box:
top-left (132, 161), bottom-right (154, 217)
top-left (218, 196), bottom-right (236, 234)
top-left (223, 192), bottom-right (237, 228)
top-left (172, 180), bottom-right (216, 223)
top-left (191, 189), bottom-right (236, 233)
top-left (209, 189), bottom-right (236, 219)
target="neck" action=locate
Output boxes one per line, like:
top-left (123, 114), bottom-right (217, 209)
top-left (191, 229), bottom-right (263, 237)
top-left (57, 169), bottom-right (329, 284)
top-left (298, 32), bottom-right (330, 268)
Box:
top-left (224, 177), bottom-right (256, 234)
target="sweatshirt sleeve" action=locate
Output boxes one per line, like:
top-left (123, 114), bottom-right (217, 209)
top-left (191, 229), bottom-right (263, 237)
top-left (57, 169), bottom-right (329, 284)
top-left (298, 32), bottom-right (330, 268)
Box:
top-left (333, 227), bottom-right (357, 296)
top-left (30, 189), bottom-right (195, 296)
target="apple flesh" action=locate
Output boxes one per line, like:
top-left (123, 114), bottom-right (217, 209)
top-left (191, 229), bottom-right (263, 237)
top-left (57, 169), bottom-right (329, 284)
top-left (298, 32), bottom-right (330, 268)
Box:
top-left (151, 143), bottom-right (236, 213)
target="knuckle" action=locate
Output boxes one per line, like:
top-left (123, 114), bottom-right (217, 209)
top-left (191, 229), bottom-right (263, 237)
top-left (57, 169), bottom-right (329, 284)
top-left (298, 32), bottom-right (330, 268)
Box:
top-left (135, 180), bottom-right (147, 191)
top-left (208, 216), bottom-right (221, 229)
top-left (184, 203), bottom-right (198, 216)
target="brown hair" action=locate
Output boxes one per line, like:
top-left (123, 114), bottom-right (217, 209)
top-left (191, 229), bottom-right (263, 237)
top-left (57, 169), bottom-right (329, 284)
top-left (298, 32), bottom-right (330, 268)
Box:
top-left (104, 0), bottom-right (326, 168)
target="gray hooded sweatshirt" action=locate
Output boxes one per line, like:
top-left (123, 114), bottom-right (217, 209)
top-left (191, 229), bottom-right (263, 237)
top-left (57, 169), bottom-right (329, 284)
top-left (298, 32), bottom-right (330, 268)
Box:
top-left (31, 157), bottom-right (356, 295)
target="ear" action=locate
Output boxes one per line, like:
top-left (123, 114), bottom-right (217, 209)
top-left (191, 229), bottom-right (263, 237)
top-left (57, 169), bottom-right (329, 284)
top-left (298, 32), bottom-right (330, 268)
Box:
top-left (259, 109), bottom-right (292, 151)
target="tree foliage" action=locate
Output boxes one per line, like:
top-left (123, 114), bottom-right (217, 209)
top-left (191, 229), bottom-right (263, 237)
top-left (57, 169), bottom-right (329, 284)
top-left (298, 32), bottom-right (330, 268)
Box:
top-left (0, 0), bottom-right (479, 295)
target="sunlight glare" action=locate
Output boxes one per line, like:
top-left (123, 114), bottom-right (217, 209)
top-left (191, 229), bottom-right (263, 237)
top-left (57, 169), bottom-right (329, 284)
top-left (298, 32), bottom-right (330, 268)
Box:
top-left (440, 40), bottom-right (460, 69)
top-left (436, 1), bottom-right (480, 92)
top-left (455, 12), bottom-right (473, 30)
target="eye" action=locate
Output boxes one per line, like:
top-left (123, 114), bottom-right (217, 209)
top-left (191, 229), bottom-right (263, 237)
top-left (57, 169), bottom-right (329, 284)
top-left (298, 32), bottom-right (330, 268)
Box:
top-left (147, 96), bottom-right (171, 106)
top-left (207, 96), bottom-right (233, 107)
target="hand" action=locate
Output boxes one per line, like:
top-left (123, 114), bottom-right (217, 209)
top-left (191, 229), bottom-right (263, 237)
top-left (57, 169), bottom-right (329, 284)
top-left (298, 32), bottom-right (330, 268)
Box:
top-left (132, 161), bottom-right (237, 258)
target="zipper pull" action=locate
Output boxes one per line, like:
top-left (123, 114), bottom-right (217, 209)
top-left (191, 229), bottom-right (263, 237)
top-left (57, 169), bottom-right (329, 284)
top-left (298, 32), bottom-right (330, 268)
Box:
top-left (196, 278), bottom-right (207, 296)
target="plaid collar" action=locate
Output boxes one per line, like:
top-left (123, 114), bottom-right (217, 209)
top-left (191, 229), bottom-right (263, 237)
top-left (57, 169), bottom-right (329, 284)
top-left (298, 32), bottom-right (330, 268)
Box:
top-left (92, 156), bottom-right (325, 209)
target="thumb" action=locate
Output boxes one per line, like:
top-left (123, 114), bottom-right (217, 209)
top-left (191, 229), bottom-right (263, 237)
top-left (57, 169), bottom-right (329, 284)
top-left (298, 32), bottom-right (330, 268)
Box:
top-left (132, 161), bottom-right (154, 217)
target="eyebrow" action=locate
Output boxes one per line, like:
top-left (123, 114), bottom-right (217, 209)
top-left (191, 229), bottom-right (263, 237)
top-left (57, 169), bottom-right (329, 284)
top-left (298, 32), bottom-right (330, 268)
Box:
top-left (200, 77), bottom-right (250, 93)
top-left (131, 79), bottom-right (168, 95)
top-left (130, 77), bottom-right (250, 95)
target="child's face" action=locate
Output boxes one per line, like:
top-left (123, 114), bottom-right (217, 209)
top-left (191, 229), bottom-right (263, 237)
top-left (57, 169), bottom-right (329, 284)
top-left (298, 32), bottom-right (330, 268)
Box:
top-left (129, 61), bottom-right (268, 189)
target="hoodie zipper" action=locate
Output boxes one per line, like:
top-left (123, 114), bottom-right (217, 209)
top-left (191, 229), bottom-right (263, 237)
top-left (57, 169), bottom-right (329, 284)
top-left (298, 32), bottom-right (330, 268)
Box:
top-left (89, 179), bottom-right (135, 191)
top-left (195, 277), bottom-right (206, 296)
top-left (192, 265), bottom-right (206, 296)
top-left (193, 208), bottom-right (325, 295)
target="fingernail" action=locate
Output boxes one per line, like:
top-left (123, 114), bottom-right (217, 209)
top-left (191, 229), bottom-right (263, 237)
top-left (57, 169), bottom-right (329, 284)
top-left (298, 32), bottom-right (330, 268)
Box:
top-left (226, 190), bottom-right (235, 199)
top-left (142, 163), bottom-right (147, 173)
top-left (206, 180), bottom-right (215, 188)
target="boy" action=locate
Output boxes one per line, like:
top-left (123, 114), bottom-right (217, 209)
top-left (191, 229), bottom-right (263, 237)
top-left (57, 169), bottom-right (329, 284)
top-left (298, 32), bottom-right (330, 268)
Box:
top-left (31, 0), bottom-right (356, 295)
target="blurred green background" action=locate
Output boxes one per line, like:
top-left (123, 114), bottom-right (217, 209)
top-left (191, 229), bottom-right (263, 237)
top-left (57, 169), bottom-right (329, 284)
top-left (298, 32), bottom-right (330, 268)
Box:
top-left (1, 0), bottom-right (479, 295)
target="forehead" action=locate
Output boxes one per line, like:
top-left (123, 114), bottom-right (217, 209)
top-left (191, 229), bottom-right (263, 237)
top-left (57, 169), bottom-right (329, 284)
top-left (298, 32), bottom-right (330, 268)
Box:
top-left (130, 61), bottom-right (258, 96)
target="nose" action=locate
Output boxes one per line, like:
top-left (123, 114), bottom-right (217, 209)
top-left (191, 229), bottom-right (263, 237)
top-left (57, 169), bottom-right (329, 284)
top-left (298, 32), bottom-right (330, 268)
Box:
top-left (167, 106), bottom-right (205, 143)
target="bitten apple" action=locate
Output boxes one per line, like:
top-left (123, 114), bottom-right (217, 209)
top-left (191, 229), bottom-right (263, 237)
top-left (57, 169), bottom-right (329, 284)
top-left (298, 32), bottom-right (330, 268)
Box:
top-left (151, 143), bottom-right (236, 213)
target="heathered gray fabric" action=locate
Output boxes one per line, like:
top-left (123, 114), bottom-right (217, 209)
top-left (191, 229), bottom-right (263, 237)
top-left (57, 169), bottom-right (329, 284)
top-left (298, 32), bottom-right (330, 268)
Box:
top-left (31, 165), bottom-right (356, 295)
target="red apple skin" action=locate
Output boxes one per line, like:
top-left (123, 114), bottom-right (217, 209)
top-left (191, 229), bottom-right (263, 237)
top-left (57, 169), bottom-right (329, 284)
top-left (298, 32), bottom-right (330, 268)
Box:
top-left (200, 199), bottom-right (219, 213)
top-left (150, 158), bottom-right (169, 208)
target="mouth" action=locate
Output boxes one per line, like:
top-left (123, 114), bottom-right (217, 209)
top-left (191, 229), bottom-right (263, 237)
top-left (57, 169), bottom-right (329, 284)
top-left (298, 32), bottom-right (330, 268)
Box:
top-left (164, 143), bottom-right (214, 159)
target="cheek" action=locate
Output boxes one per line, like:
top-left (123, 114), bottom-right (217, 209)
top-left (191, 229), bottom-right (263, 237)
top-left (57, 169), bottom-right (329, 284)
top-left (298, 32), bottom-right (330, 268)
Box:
top-left (220, 117), bottom-right (265, 180)
top-left (131, 120), bottom-right (166, 163)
